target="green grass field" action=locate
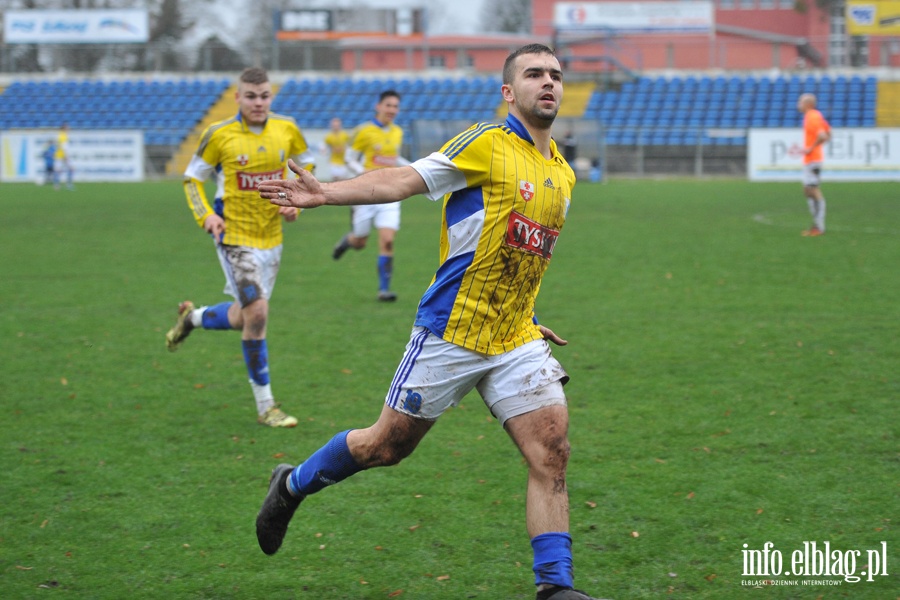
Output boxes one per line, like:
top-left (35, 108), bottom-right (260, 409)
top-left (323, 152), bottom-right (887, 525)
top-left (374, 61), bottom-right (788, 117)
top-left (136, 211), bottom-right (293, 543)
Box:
top-left (1, 178), bottom-right (897, 599)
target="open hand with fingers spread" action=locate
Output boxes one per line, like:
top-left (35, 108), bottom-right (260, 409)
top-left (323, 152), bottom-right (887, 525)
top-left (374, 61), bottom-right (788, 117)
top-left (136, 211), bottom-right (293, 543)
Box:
top-left (259, 159), bottom-right (327, 209)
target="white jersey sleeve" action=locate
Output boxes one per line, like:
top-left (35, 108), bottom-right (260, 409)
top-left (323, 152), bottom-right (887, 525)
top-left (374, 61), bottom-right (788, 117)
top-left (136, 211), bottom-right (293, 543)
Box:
top-left (410, 152), bottom-right (468, 201)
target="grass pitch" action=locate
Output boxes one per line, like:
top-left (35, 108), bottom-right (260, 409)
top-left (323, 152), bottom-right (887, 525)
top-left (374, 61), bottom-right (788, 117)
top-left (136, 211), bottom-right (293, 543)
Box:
top-left (1, 178), bottom-right (897, 599)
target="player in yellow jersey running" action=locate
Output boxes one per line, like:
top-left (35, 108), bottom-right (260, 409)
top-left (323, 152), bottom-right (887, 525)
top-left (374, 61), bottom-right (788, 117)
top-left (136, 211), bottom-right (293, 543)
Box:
top-left (322, 117), bottom-right (351, 182)
top-left (54, 123), bottom-right (74, 190)
top-left (165, 67), bottom-right (315, 428)
top-left (255, 45), bottom-right (603, 600)
top-left (331, 90), bottom-right (408, 301)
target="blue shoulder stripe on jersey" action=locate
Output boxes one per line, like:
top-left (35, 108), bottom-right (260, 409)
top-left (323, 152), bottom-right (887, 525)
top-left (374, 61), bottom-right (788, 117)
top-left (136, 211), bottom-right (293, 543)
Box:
top-left (445, 187), bottom-right (484, 229)
top-left (414, 250), bottom-right (476, 338)
top-left (504, 113), bottom-right (534, 145)
top-left (443, 122), bottom-right (503, 160)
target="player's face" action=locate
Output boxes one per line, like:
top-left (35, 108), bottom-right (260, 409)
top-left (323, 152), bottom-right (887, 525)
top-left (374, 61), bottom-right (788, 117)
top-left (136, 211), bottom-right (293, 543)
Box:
top-left (330, 118), bottom-right (342, 131)
top-left (375, 96), bottom-right (400, 125)
top-left (237, 81), bottom-right (273, 127)
top-left (503, 53), bottom-right (563, 129)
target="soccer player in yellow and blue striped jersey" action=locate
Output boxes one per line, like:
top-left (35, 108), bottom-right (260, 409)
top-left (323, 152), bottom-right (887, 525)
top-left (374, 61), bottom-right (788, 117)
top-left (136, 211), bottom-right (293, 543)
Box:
top-left (331, 90), bottom-right (408, 301)
top-left (54, 122), bottom-right (74, 190)
top-left (165, 67), bottom-right (315, 428)
top-left (322, 117), bottom-right (351, 181)
top-left (255, 45), bottom-right (602, 600)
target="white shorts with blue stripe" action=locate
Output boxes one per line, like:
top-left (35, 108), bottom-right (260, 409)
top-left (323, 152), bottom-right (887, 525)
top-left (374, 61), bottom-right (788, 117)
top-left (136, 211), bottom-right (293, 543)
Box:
top-left (385, 326), bottom-right (569, 425)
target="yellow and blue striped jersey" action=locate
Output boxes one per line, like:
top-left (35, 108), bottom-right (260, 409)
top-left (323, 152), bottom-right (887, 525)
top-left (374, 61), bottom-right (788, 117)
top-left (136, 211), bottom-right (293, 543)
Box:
top-left (352, 119), bottom-right (404, 171)
top-left (183, 112), bottom-right (312, 249)
top-left (55, 131), bottom-right (69, 159)
top-left (324, 129), bottom-right (349, 166)
top-left (412, 114), bottom-right (576, 355)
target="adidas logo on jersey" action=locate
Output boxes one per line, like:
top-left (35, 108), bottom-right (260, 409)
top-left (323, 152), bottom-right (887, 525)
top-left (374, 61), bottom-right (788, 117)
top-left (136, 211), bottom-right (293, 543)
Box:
top-left (543, 177), bottom-right (555, 189)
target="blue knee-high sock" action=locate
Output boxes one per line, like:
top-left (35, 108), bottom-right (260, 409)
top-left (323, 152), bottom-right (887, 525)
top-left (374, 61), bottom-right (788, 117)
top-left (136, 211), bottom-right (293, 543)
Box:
top-left (242, 339), bottom-right (269, 386)
top-left (377, 255), bottom-right (393, 292)
top-left (288, 430), bottom-right (364, 496)
top-left (201, 302), bottom-right (233, 329)
top-left (532, 532), bottom-right (574, 589)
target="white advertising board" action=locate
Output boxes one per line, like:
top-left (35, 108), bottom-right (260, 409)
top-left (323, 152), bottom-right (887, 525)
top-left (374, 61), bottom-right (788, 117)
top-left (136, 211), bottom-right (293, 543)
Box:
top-left (1, 130), bottom-right (145, 183)
top-left (4, 9), bottom-right (149, 44)
top-left (554, 1), bottom-right (714, 34)
top-left (748, 128), bottom-right (900, 181)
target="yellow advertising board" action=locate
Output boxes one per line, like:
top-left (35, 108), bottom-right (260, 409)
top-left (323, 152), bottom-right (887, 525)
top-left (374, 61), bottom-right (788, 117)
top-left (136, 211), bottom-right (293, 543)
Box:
top-left (846, 1), bottom-right (900, 35)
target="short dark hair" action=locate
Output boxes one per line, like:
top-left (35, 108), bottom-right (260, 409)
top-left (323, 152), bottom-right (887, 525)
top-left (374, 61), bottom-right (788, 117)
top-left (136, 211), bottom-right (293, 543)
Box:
top-left (239, 67), bottom-right (269, 86)
top-left (502, 43), bottom-right (556, 84)
top-left (379, 90), bottom-right (401, 102)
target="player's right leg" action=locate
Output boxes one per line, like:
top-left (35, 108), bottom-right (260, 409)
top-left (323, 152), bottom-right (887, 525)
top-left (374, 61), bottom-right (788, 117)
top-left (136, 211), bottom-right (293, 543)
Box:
top-left (257, 327), bottom-right (478, 555)
top-left (165, 300), bottom-right (235, 351)
top-left (801, 165), bottom-right (825, 236)
top-left (256, 406), bottom-right (433, 555)
top-left (334, 206), bottom-right (375, 260)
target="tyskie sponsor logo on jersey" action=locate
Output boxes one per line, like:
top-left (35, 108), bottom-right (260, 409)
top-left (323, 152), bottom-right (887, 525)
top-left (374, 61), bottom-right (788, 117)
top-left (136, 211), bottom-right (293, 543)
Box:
top-left (372, 154), bottom-right (398, 168)
top-left (506, 211), bottom-right (559, 259)
top-left (236, 169), bottom-right (283, 191)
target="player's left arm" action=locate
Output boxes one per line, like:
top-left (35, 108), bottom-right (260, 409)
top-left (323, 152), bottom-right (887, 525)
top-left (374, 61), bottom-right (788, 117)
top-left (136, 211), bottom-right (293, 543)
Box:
top-left (539, 325), bottom-right (568, 346)
top-left (806, 130), bottom-right (830, 155)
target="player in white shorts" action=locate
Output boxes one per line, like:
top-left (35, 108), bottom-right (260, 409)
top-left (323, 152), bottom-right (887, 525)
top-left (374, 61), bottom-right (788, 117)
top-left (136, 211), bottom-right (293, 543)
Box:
top-left (387, 326), bottom-right (568, 424)
top-left (331, 90), bottom-right (408, 302)
top-left (322, 117), bottom-right (351, 182)
top-left (256, 44), bottom-right (604, 600)
top-left (165, 67), bottom-right (314, 428)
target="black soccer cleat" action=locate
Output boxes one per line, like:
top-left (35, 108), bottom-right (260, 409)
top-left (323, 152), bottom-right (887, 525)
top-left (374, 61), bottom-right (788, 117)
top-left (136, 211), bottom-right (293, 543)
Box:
top-left (256, 463), bottom-right (303, 555)
top-left (539, 587), bottom-right (609, 600)
top-left (332, 233), bottom-right (351, 260)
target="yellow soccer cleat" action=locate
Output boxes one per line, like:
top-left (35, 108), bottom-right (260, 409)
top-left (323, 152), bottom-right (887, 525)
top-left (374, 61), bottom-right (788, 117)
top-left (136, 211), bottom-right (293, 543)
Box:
top-left (258, 406), bottom-right (299, 428)
top-left (165, 301), bottom-right (195, 352)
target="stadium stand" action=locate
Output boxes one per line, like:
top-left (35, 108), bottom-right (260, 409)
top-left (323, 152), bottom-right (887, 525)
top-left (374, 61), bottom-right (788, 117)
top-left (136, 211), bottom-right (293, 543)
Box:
top-left (0, 73), bottom-right (884, 159)
top-left (0, 78), bottom-right (230, 146)
top-left (270, 75), bottom-right (503, 129)
top-left (585, 73), bottom-right (879, 146)
top-left (165, 82), bottom-right (240, 177)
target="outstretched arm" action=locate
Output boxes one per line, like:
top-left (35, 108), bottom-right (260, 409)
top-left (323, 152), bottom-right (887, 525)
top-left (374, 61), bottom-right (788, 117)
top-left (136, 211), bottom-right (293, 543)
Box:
top-left (260, 159), bottom-right (428, 210)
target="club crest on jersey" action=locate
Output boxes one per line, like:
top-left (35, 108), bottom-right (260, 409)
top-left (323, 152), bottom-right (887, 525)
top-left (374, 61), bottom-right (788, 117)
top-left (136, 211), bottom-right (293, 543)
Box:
top-left (506, 211), bottom-right (560, 259)
top-left (519, 180), bottom-right (535, 201)
top-left (236, 154), bottom-right (249, 166)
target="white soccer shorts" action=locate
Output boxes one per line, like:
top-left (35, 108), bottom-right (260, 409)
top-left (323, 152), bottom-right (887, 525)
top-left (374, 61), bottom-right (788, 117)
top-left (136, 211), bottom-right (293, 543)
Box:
top-left (216, 244), bottom-right (282, 307)
top-left (328, 163), bottom-right (351, 182)
top-left (351, 202), bottom-right (401, 238)
top-left (802, 162), bottom-right (823, 187)
top-left (385, 326), bottom-right (569, 425)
